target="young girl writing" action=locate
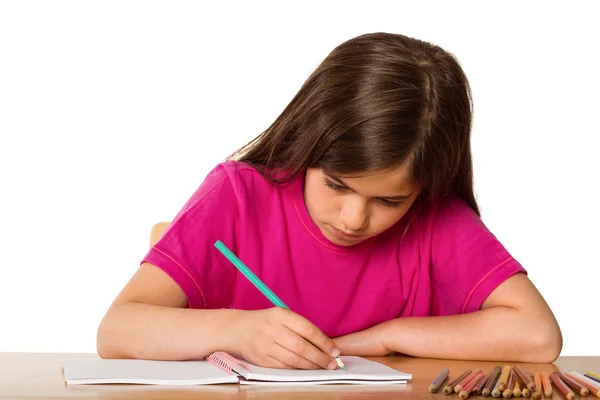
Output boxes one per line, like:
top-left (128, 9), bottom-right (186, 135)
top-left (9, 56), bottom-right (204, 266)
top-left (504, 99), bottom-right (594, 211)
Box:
top-left (97, 32), bottom-right (562, 369)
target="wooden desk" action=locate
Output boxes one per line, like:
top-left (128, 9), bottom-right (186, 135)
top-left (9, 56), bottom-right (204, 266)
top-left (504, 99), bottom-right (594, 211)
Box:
top-left (1, 353), bottom-right (598, 399)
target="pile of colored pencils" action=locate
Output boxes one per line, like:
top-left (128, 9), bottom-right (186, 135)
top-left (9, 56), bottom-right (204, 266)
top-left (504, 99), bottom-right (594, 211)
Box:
top-left (429, 366), bottom-right (600, 399)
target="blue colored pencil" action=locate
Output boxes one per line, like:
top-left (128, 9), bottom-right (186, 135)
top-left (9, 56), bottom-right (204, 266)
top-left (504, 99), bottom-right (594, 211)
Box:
top-left (214, 240), bottom-right (346, 370)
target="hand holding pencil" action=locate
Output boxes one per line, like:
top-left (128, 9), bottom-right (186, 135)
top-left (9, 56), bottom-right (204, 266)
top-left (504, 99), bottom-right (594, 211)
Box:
top-left (230, 307), bottom-right (342, 370)
top-left (214, 240), bottom-right (344, 371)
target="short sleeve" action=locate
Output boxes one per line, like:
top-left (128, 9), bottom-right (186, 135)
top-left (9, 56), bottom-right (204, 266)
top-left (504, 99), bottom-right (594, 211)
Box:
top-left (430, 196), bottom-right (527, 315)
top-left (141, 163), bottom-right (239, 309)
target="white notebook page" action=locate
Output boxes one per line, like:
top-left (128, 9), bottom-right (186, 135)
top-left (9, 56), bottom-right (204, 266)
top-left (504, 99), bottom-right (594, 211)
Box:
top-left (239, 356), bottom-right (411, 383)
top-left (63, 358), bottom-right (238, 385)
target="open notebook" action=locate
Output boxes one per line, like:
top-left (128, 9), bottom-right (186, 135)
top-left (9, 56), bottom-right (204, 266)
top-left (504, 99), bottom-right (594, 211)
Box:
top-left (63, 352), bottom-right (411, 386)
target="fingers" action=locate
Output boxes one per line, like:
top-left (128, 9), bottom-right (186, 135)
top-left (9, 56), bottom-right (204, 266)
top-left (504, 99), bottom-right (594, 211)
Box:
top-left (281, 310), bottom-right (339, 359)
top-left (269, 343), bottom-right (322, 370)
top-left (276, 322), bottom-right (337, 370)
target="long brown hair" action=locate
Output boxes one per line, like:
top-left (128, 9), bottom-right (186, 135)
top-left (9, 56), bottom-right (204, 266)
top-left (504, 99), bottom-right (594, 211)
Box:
top-left (229, 32), bottom-right (479, 215)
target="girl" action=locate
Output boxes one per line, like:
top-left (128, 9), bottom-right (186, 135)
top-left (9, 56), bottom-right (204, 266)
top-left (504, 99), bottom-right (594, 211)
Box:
top-left (97, 32), bottom-right (562, 369)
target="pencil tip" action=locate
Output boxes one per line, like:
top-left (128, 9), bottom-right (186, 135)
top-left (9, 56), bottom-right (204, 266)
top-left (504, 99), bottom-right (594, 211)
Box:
top-left (334, 356), bottom-right (347, 370)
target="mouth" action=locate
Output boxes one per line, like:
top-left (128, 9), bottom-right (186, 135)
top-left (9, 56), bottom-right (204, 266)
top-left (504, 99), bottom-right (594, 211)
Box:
top-left (327, 224), bottom-right (364, 241)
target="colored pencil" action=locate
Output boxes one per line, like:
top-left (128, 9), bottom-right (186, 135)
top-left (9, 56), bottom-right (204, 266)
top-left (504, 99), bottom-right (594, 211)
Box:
top-left (558, 371), bottom-right (589, 396)
top-left (586, 373), bottom-right (600, 384)
top-left (460, 371), bottom-right (485, 399)
top-left (444, 370), bottom-right (472, 395)
top-left (512, 365), bottom-right (535, 392)
top-left (429, 368), bottom-right (450, 393)
top-left (541, 372), bottom-right (553, 397)
top-left (566, 371), bottom-right (600, 397)
top-left (550, 371), bottom-right (575, 400)
top-left (498, 365), bottom-right (512, 392)
top-left (503, 370), bottom-right (516, 398)
top-left (492, 370), bottom-right (505, 398)
top-left (521, 371), bottom-right (533, 398)
top-left (214, 240), bottom-right (346, 370)
top-left (588, 372), bottom-right (600, 380)
top-left (532, 372), bottom-right (542, 399)
top-left (473, 370), bottom-right (493, 395)
top-left (455, 369), bottom-right (483, 393)
top-left (483, 366), bottom-right (502, 397)
top-left (512, 374), bottom-right (522, 398)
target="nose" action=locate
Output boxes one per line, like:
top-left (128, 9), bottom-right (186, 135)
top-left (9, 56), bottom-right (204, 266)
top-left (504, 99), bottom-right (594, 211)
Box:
top-left (340, 197), bottom-right (369, 232)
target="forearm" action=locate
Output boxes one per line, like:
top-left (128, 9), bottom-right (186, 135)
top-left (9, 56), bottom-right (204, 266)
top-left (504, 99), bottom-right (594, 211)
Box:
top-left (97, 302), bottom-right (244, 360)
top-left (335, 307), bottom-right (561, 363)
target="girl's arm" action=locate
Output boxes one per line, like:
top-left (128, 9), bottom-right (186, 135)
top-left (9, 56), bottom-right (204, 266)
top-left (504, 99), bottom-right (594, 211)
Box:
top-left (96, 262), bottom-right (244, 360)
top-left (97, 263), bottom-right (339, 369)
top-left (333, 273), bottom-right (562, 363)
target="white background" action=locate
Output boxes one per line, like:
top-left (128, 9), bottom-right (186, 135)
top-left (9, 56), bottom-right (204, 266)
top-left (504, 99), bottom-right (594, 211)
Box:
top-left (1, 1), bottom-right (598, 355)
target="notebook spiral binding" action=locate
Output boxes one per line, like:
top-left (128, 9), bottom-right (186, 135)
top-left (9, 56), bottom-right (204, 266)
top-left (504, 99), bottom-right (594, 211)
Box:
top-left (207, 351), bottom-right (250, 374)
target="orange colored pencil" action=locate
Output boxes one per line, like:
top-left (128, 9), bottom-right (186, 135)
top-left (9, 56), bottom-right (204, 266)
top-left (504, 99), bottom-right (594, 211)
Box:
top-left (460, 371), bottom-right (485, 399)
top-left (455, 369), bottom-right (483, 393)
top-left (531, 372), bottom-right (542, 399)
top-left (550, 372), bottom-right (576, 400)
top-left (541, 372), bottom-right (553, 397)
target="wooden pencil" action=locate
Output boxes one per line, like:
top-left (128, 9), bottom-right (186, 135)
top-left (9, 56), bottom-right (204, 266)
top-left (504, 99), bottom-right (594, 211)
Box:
top-left (541, 372), bottom-right (553, 397)
top-left (566, 371), bottom-right (600, 398)
top-left (429, 368), bottom-right (450, 393)
top-left (588, 372), bottom-right (600, 380)
top-left (512, 365), bottom-right (535, 392)
top-left (532, 372), bottom-right (542, 399)
top-left (558, 371), bottom-right (589, 396)
top-left (455, 369), bottom-right (483, 393)
top-left (503, 370), bottom-right (516, 398)
top-left (483, 366), bottom-right (502, 397)
top-left (550, 371), bottom-right (576, 400)
top-left (473, 369), bottom-right (493, 395)
top-left (521, 371), bottom-right (533, 398)
top-left (512, 374), bottom-right (522, 398)
top-left (460, 371), bottom-right (485, 399)
top-left (586, 373), bottom-right (600, 384)
top-left (493, 370), bottom-right (505, 398)
top-left (444, 369), bottom-right (472, 395)
top-left (498, 365), bottom-right (512, 392)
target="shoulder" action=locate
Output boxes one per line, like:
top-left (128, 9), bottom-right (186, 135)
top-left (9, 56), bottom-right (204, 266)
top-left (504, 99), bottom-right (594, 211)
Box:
top-left (418, 195), bottom-right (489, 238)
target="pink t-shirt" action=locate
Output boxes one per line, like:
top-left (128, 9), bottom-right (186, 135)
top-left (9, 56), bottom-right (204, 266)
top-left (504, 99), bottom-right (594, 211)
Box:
top-left (143, 161), bottom-right (526, 337)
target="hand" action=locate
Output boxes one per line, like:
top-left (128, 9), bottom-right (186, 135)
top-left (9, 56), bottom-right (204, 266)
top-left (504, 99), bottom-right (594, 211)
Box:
top-left (231, 307), bottom-right (340, 370)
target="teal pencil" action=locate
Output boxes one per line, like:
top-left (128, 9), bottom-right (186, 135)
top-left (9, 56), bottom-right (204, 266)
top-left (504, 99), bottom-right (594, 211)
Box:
top-left (214, 240), bottom-right (346, 370)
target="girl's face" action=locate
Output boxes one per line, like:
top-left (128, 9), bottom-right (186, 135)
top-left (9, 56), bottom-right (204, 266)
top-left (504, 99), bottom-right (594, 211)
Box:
top-left (304, 166), bottom-right (421, 246)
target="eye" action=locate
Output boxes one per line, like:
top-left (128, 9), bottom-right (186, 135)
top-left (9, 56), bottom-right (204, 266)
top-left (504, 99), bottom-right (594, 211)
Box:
top-left (323, 178), bottom-right (348, 192)
top-left (379, 199), bottom-right (404, 208)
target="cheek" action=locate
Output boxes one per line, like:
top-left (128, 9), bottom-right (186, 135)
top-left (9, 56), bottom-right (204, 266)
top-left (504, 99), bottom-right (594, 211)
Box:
top-left (370, 208), bottom-right (407, 232)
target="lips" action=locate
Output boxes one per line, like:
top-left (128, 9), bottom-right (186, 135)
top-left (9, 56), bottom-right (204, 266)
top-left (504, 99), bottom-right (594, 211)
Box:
top-left (328, 224), bottom-right (363, 241)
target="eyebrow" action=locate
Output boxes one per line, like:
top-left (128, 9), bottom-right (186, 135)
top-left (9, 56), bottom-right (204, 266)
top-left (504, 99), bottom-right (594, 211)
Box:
top-left (327, 175), bottom-right (413, 200)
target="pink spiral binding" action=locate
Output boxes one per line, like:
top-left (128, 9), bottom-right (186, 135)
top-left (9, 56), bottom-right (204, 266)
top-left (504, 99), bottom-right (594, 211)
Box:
top-left (207, 351), bottom-right (250, 374)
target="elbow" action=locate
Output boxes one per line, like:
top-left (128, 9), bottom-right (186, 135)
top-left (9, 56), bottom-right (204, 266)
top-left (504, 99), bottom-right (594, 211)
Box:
top-left (96, 312), bottom-right (126, 359)
top-left (525, 321), bottom-right (563, 363)
top-left (96, 318), bottom-right (113, 359)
